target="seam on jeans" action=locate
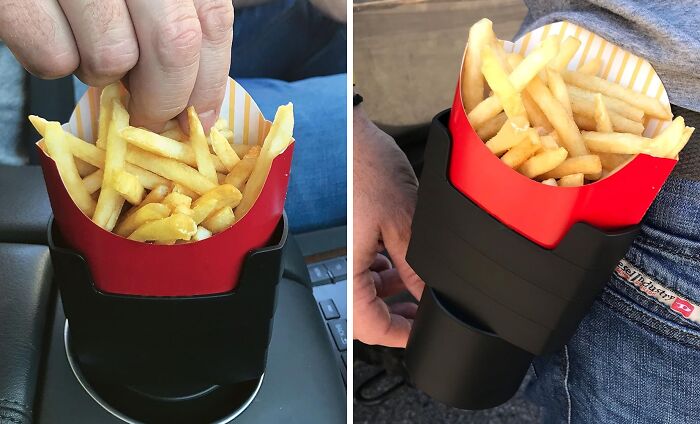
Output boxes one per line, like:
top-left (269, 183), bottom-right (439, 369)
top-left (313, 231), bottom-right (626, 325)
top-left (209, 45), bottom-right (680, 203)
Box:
top-left (563, 345), bottom-right (572, 424)
top-left (635, 237), bottom-right (700, 262)
top-left (600, 288), bottom-right (700, 349)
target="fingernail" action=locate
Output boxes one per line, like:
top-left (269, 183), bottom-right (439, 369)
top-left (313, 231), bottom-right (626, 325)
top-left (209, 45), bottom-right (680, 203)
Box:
top-left (198, 109), bottom-right (218, 133)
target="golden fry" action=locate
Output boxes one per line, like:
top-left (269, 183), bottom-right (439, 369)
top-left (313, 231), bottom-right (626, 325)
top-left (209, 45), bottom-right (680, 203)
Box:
top-left (188, 106), bottom-right (218, 183)
top-left (480, 45), bottom-right (527, 121)
top-left (202, 206), bottom-right (235, 234)
top-left (43, 121), bottom-right (96, 215)
top-left (475, 112), bottom-right (508, 141)
top-left (192, 225), bottom-right (213, 241)
top-left (567, 85), bottom-right (644, 122)
top-left (578, 57), bottom-right (602, 76)
top-left (128, 213), bottom-right (197, 242)
top-left (111, 169), bottom-right (145, 205)
top-left (582, 131), bottom-right (654, 154)
top-left (562, 71), bottom-right (672, 120)
top-left (518, 147), bottom-right (568, 178)
top-left (485, 117), bottom-right (530, 155)
top-left (224, 146), bottom-right (260, 190)
top-left (550, 36), bottom-right (581, 72)
top-left (125, 148), bottom-right (217, 195)
top-left (501, 130), bottom-right (540, 168)
top-left (93, 99), bottom-right (129, 230)
top-left (191, 184), bottom-right (242, 224)
top-left (462, 18), bottom-right (495, 112)
top-left (526, 77), bottom-right (588, 156)
top-left (211, 127), bottom-right (241, 171)
top-left (97, 83), bottom-right (121, 149)
top-left (541, 178), bottom-right (558, 186)
top-left (594, 93), bottom-right (614, 133)
top-left (546, 68), bottom-right (572, 117)
top-left (115, 203), bottom-right (171, 237)
top-left (540, 155), bottom-right (603, 179)
top-left (558, 173), bottom-right (585, 187)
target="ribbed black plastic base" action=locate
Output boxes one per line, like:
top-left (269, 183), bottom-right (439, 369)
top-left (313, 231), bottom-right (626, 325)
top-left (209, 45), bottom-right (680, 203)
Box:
top-left (404, 111), bottom-right (639, 409)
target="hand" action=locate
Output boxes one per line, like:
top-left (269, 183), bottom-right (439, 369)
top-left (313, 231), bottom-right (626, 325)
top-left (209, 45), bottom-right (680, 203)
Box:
top-left (353, 106), bottom-right (425, 348)
top-left (0, 0), bottom-right (234, 132)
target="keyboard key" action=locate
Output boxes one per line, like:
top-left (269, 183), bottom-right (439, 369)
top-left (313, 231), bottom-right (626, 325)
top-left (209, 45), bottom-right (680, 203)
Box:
top-left (325, 258), bottom-right (347, 281)
top-left (341, 352), bottom-right (347, 367)
top-left (319, 299), bottom-right (340, 320)
top-left (328, 319), bottom-right (347, 352)
top-left (307, 263), bottom-right (332, 285)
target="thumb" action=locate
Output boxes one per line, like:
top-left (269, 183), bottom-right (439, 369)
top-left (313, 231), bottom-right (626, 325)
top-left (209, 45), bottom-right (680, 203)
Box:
top-left (382, 211), bottom-right (425, 302)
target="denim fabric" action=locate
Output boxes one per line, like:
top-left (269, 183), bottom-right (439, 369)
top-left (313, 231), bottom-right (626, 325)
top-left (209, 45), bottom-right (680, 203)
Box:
top-left (525, 176), bottom-right (700, 423)
top-left (239, 75), bottom-right (347, 233)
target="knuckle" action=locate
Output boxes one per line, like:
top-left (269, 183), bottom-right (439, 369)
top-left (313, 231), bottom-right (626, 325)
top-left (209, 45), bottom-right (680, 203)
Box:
top-left (28, 49), bottom-right (79, 79)
top-left (155, 5), bottom-right (202, 68)
top-left (196, 0), bottom-right (234, 43)
top-left (82, 39), bottom-right (139, 81)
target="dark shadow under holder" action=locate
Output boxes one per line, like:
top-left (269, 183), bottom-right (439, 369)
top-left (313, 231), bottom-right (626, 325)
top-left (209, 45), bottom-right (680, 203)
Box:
top-left (404, 111), bottom-right (639, 410)
top-left (48, 214), bottom-right (287, 422)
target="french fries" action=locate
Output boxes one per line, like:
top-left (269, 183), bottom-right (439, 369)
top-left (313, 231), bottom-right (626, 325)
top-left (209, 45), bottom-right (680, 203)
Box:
top-left (460, 22), bottom-right (693, 186)
top-left (34, 81), bottom-right (294, 243)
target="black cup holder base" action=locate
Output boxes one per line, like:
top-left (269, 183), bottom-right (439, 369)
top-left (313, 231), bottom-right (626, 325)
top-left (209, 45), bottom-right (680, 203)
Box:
top-left (404, 111), bottom-right (640, 410)
top-left (65, 321), bottom-right (263, 423)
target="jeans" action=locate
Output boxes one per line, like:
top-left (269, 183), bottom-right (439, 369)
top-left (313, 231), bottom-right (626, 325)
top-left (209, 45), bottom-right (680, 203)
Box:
top-left (525, 176), bottom-right (700, 423)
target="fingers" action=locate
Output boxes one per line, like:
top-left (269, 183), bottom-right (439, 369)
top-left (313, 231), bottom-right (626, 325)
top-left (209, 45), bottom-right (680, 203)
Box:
top-left (0, 0), bottom-right (79, 79)
top-left (354, 295), bottom-right (413, 348)
top-left (58, 0), bottom-right (139, 87)
top-left (178, 0), bottom-right (234, 132)
top-left (125, 0), bottom-right (201, 131)
top-left (389, 302), bottom-right (418, 320)
top-left (369, 253), bottom-right (391, 272)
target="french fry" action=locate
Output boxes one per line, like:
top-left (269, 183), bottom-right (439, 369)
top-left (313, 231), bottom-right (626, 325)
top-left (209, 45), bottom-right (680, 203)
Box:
top-left (526, 76), bottom-right (588, 156)
top-left (43, 121), bottom-right (97, 215)
top-left (558, 173), bottom-right (585, 187)
top-left (480, 45), bottom-right (527, 121)
top-left (668, 127), bottom-right (695, 158)
top-left (30, 116), bottom-right (169, 189)
top-left (192, 225), bottom-right (212, 241)
top-left (485, 117), bottom-right (530, 155)
top-left (649, 116), bottom-right (685, 157)
top-left (550, 36), bottom-right (581, 72)
top-left (546, 68), bottom-right (572, 117)
top-left (224, 146), bottom-right (260, 190)
top-left (237, 104), bottom-right (294, 218)
top-left (75, 158), bottom-right (97, 177)
top-left (96, 83), bottom-right (121, 149)
top-left (476, 112), bottom-right (508, 141)
top-left (191, 184), bottom-right (242, 224)
top-left (83, 169), bottom-right (103, 194)
top-left (522, 91), bottom-right (553, 131)
top-left (111, 169), bottom-right (145, 205)
top-left (541, 178), bottom-right (558, 186)
top-left (578, 57), bottom-right (602, 76)
top-left (573, 109), bottom-right (644, 135)
top-left (163, 192), bottom-right (192, 211)
top-left (467, 37), bottom-right (559, 127)
top-left (540, 155), bottom-right (603, 179)
top-left (93, 99), bottom-right (129, 230)
top-left (462, 18), bottom-right (495, 112)
top-left (567, 85), bottom-right (644, 122)
top-left (231, 144), bottom-right (252, 157)
top-left (172, 183), bottom-right (199, 200)
top-left (202, 206), bottom-right (235, 234)
top-left (562, 71), bottom-right (672, 120)
top-left (125, 148), bottom-right (217, 195)
top-left (214, 118), bottom-right (229, 130)
top-left (159, 127), bottom-right (188, 142)
top-left (598, 152), bottom-right (632, 170)
top-left (121, 127), bottom-right (228, 173)
top-left (115, 203), bottom-right (171, 237)
top-left (539, 134), bottom-right (560, 150)
top-left (518, 147), bottom-right (568, 178)
top-left (594, 93), bottom-right (614, 133)
top-left (210, 127), bottom-right (241, 171)
top-left (582, 131), bottom-right (654, 154)
top-left (501, 130), bottom-right (540, 168)
top-left (128, 213), bottom-right (197, 242)
top-left (187, 106), bottom-right (218, 183)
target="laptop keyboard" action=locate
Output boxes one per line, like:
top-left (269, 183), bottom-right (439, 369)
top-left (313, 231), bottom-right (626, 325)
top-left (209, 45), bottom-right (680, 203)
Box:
top-left (309, 256), bottom-right (347, 385)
